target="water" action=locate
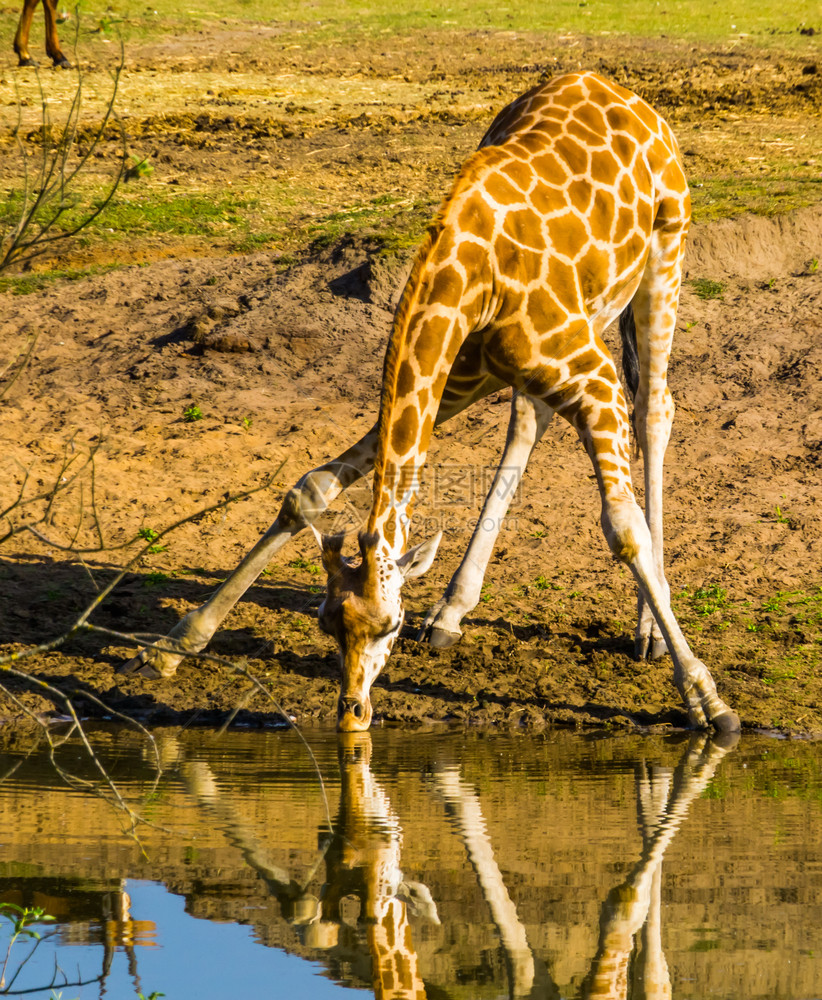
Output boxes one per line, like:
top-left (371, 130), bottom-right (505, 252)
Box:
top-left (0, 726), bottom-right (820, 999)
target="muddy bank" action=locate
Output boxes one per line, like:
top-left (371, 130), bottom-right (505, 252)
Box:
top-left (1, 204), bottom-right (821, 734)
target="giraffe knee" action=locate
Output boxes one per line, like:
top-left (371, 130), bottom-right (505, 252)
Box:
top-left (601, 504), bottom-right (645, 564)
top-left (608, 527), bottom-right (640, 564)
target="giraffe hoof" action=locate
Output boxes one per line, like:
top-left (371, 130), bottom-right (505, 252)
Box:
top-left (117, 655), bottom-right (163, 679)
top-left (650, 636), bottom-right (668, 660)
top-left (711, 709), bottom-right (741, 735)
top-left (424, 626), bottom-right (461, 650)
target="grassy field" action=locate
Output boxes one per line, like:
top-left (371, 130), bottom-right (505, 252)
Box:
top-left (0, 0), bottom-right (819, 282)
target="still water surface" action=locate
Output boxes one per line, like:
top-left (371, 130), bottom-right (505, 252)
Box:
top-left (0, 726), bottom-right (820, 999)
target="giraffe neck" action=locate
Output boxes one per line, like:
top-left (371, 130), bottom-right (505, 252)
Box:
top-left (366, 217), bottom-right (487, 553)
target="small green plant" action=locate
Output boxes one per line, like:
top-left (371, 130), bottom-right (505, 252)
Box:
top-left (143, 570), bottom-right (171, 587)
top-left (138, 526), bottom-right (168, 554)
top-left (242, 415), bottom-right (253, 430)
top-left (1, 903), bottom-right (56, 990)
top-left (289, 556), bottom-right (321, 575)
top-left (124, 154), bottom-right (154, 181)
top-left (773, 504), bottom-right (793, 525)
top-left (807, 257), bottom-right (818, 274)
top-left (689, 278), bottom-right (725, 300)
top-left (183, 403), bottom-right (203, 422)
top-left (533, 575), bottom-right (562, 591)
top-left (684, 320), bottom-right (699, 331)
top-left (530, 528), bottom-right (546, 538)
top-left (684, 584), bottom-right (729, 616)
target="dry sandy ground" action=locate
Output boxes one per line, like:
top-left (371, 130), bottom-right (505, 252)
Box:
top-left (1, 25), bottom-right (821, 735)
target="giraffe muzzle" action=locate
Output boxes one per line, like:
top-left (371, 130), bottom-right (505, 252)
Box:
top-left (337, 696), bottom-right (372, 732)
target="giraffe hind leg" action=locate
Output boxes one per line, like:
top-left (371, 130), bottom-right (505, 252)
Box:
top-left (571, 373), bottom-right (738, 732)
top-left (625, 218), bottom-right (690, 662)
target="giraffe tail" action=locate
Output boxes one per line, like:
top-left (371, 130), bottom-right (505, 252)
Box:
top-left (619, 302), bottom-right (640, 455)
top-left (618, 302), bottom-right (639, 401)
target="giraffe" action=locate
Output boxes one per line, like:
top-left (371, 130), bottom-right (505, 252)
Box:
top-left (120, 70), bottom-right (740, 736)
top-left (13, 0), bottom-right (70, 68)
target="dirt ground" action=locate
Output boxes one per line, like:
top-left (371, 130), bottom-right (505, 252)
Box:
top-left (1, 24), bottom-right (821, 735)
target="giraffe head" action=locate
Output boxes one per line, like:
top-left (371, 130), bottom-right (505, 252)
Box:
top-left (314, 529), bottom-right (441, 731)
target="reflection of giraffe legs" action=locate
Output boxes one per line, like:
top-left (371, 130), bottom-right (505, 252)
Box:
top-left (432, 766), bottom-right (541, 999)
top-left (419, 393), bottom-right (553, 648)
top-left (581, 733), bottom-right (738, 1000)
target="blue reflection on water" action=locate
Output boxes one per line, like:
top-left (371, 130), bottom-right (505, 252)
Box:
top-left (12, 880), bottom-right (352, 999)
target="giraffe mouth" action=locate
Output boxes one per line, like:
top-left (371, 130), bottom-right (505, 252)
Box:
top-left (337, 695), bottom-right (372, 731)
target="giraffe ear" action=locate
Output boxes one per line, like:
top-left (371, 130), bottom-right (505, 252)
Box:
top-left (309, 523), bottom-right (323, 551)
top-left (396, 532), bottom-right (442, 580)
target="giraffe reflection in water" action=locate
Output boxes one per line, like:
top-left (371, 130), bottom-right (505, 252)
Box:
top-left (180, 731), bottom-right (737, 1000)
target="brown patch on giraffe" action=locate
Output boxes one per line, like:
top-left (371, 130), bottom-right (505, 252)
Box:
top-left (555, 134), bottom-right (590, 176)
top-left (612, 134), bottom-right (637, 168)
top-left (545, 256), bottom-right (579, 309)
top-left (546, 211), bottom-right (590, 260)
top-left (414, 315), bottom-right (451, 378)
top-left (501, 157), bottom-right (534, 192)
top-left (457, 192), bottom-right (495, 239)
top-left (551, 83), bottom-right (586, 109)
top-left (567, 117), bottom-right (607, 151)
top-left (575, 102), bottom-right (608, 137)
top-left (594, 407), bottom-right (619, 434)
top-left (456, 238), bottom-right (489, 276)
top-left (616, 172), bottom-right (638, 206)
top-left (512, 133), bottom-right (549, 158)
top-left (526, 286), bottom-right (568, 335)
top-left (589, 148), bottom-right (621, 188)
top-left (395, 359), bottom-right (416, 399)
top-left (587, 378), bottom-right (614, 404)
top-left (529, 180), bottom-right (565, 217)
top-left (614, 206), bottom-right (636, 244)
top-left (427, 264), bottom-right (464, 310)
top-left (501, 207), bottom-right (546, 250)
top-left (484, 323), bottom-right (535, 372)
top-left (591, 188), bottom-right (616, 237)
top-left (566, 347), bottom-right (603, 378)
top-left (577, 244), bottom-right (611, 302)
top-left (484, 172), bottom-right (524, 207)
top-left (495, 233), bottom-right (544, 285)
top-left (568, 178), bottom-right (594, 215)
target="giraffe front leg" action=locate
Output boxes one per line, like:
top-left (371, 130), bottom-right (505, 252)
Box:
top-left (419, 393), bottom-right (552, 648)
top-left (118, 428), bottom-right (379, 678)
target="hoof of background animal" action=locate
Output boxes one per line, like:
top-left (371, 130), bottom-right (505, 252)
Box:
top-left (712, 709), bottom-right (741, 735)
top-left (18, 56), bottom-right (38, 67)
top-left (55, 56), bottom-right (71, 68)
top-left (117, 655), bottom-right (163, 679)
top-left (425, 626), bottom-right (461, 649)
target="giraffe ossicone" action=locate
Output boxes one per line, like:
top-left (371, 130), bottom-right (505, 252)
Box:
top-left (120, 70), bottom-right (740, 735)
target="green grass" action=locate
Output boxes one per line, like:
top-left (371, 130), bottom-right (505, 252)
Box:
top-left (688, 278), bottom-right (725, 300)
top-left (112, 0), bottom-right (822, 48)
